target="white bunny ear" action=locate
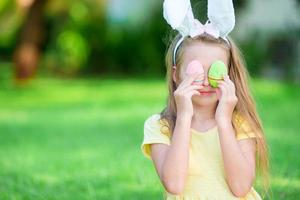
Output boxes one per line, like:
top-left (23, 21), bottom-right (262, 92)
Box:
top-left (163, 0), bottom-right (195, 37)
top-left (207, 0), bottom-right (235, 37)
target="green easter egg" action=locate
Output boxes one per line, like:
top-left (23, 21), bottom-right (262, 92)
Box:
top-left (208, 60), bottom-right (228, 88)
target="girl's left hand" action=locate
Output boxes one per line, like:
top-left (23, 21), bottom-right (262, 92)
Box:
top-left (215, 75), bottom-right (238, 126)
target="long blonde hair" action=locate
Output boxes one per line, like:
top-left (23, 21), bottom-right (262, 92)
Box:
top-left (159, 33), bottom-right (269, 196)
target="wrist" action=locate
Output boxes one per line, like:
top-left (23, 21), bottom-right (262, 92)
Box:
top-left (217, 120), bottom-right (233, 130)
top-left (177, 111), bottom-right (193, 121)
top-left (216, 115), bottom-right (232, 125)
top-left (176, 114), bottom-right (192, 123)
top-left (176, 114), bottom-right (192, 128)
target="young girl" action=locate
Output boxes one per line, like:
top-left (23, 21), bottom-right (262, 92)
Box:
top-left (141, 0), bottom-right (269, 199)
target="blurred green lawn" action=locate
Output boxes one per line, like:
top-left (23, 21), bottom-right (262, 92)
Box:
top-left (0, 77), bottom-right (299, 199)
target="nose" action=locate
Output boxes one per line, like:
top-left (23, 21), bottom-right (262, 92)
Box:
top-left (202, 73), bottom-right (210, 86)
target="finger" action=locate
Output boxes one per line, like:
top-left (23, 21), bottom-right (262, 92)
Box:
top-left (183, 84), bottom-right (204, 92)
top-left (185, 75), bottom-right (205, 89)
top-left (180, 86), bottom-right (203, 97)
top-left (219, 81), bottom-right (237, 102)
top-left (215, 88), bottom-right (221, 100)
top-left (217, 81), bottom-right (228, 97)
top-left (220, 77), bottom-right (232, 91)
top-left (177, 81), bottom-right (201, 93)
top-left (219, 79), bottom-right (232, 95)
top-left (224, 75), bottom-right (233, 85)
top-left (178, 74), bottom-right (199, 89)
top-left (225, 76), bottom-right (237, 96)
top-left (224, 75), bottom-right (235, 94)
top-left (187, 90), bottom-right (201, 98)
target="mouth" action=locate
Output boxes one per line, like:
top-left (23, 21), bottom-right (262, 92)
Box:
top-left (198, 90), bottom-right (216, 95)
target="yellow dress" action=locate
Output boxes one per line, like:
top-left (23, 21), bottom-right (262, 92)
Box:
top-left (141, 113), bottom-right (263, 200)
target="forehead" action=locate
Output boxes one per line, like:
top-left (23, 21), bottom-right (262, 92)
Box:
top-left (181, 41), bottom-right (229, 69)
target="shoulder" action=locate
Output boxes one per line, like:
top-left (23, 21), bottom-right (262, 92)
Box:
top-left (144, 113), bottom-right (161, 125)
top-left (145, 113), bottom-right (171, 137)
top-left (141, 113), bottom-right (171, 159)
top-left (144, 113), bottom-right (162, 132)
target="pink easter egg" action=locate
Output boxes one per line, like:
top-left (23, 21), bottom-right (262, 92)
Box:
top-left (185, 60), bottom-right (204, 75)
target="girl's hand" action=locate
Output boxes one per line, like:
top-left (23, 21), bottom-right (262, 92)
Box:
top-left (215, 75), bottom-right (238, 126)
top-left (174, 75), bottom-right (204, 119)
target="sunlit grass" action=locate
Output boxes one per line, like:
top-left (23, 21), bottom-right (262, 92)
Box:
top-left (0, 77), bottom-right (299, 199)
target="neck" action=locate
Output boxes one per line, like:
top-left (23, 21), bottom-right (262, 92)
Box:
top-left (192, 105), bottom-right (217, 124)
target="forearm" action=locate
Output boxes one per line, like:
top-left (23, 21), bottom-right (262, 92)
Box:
top-left (161, 115), bottom-right (191, 193)
top-left (217, 122), bottom-right (255, 196)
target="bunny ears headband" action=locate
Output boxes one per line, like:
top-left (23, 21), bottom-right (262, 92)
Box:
top-left (163, 0), bottom-right (236, 66)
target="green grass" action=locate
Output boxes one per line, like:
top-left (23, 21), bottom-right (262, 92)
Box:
top-left (0, 77), bottom-right (299, 199)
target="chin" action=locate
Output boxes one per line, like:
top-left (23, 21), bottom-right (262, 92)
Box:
top-left (191, 94), bottom-right (218, 107)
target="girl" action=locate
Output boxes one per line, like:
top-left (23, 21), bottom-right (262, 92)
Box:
top-left (141, 0), bottom-right (269, 199)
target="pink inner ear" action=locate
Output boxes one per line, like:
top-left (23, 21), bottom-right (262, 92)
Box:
top-left (185, 60), bottom-right (204, 75)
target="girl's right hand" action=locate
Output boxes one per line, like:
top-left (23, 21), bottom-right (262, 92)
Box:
top-left (174, 75), bottom-right (204, 119)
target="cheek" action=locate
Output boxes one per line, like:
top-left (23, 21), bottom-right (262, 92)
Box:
top-left (180, 74), bottom-right (188, 81)
top-left (178, 70), bottom-right (187, 82)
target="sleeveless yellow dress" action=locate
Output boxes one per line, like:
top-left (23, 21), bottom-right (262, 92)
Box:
top-left (141, 113), bottom-right (263, 200)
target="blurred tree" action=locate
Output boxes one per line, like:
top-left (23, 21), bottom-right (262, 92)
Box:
top-left (14, 0), bottom-right (47, 82)
top-left (235, 0), bottom-right (300, 81)
top-left (0, 0), bottom-right (298, 81)
top-left (43, 0), bottom-right (106, 76)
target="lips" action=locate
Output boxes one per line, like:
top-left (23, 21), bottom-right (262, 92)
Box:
top-left (199, 91), bottom-right (215, 93)
top-left (198, 91), bottom-right (215, 96)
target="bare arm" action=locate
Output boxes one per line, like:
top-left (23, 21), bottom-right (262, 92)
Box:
top-left (216, 75), bottom-right (257, 197)
top-left (150, 74), bottom-right (202, 195)
top-left (151, 115), bottom-right (191, 195)
top-left (218, 122), bottom-right (256, 197)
